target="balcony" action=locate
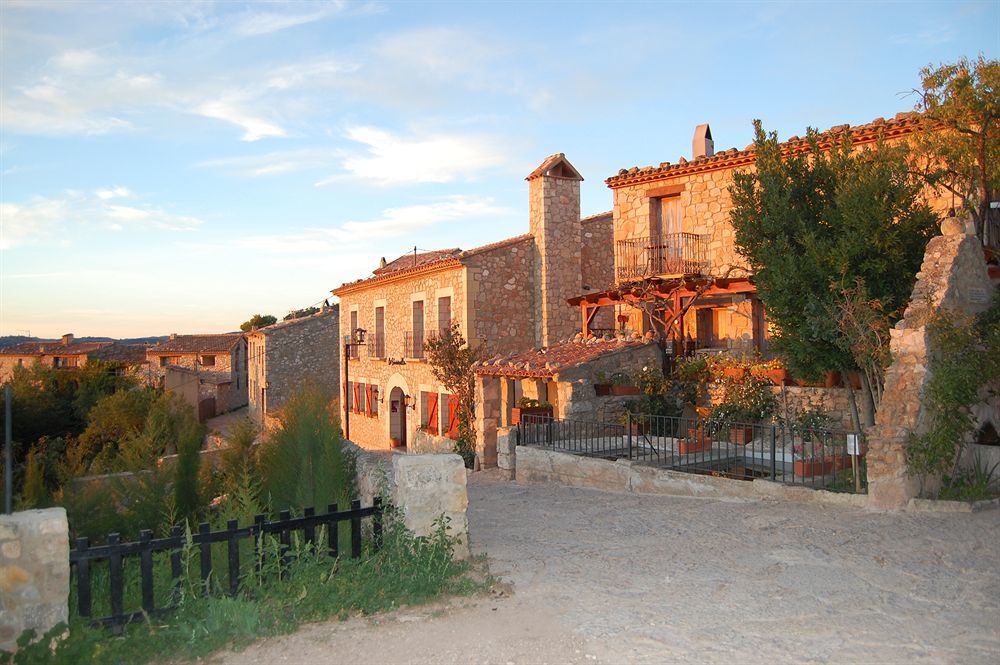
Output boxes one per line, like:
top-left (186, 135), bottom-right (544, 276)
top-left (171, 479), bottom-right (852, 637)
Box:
top-left (615, 233), bottom-right (708, 282)
top-left (367, 334), bottom-right (385, 359)
top-left (404, 330), bottom-right (425, 359)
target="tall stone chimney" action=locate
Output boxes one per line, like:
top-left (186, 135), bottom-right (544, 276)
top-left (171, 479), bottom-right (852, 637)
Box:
top-left (61, 333), bottom-right (73, 346)
top-left (527, 153), bottom-right (583, 347)
top-left (693, 123), bottom-right (714, 159)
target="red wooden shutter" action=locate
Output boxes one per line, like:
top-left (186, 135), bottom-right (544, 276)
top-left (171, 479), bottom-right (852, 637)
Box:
top-left (446, 395), bottom-right (459, 439)
top-left (353, 383), bottom-right (361, 414)
top-left (426, 393), bottom-right (439, 434)
top-left (365, 384), bottom-right (373, 417)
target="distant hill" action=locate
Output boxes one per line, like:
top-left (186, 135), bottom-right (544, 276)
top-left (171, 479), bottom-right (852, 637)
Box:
top-left (0, 335), bottom-right (169, 349)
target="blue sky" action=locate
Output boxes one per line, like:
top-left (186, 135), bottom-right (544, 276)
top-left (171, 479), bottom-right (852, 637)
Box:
top-left (1, 1), bottom-right (996, 338)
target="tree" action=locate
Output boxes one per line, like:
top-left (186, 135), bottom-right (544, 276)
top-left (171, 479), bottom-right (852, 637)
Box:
top-left (240, 314), bottom-right (277, 332)
top-left (729, 121), bottom-right (938, 427)
top-left (424, 323), bottom-right (485, 467)
top-left (911, 55), bottom-right (999, 246)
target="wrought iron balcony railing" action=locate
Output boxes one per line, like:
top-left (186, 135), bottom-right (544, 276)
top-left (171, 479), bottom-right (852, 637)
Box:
top-left (615, 232), bottom-right (708, 282)
top-left (403, 330), bottom-right (425, 359)
top-left (367, 334), bottom-right (385, 359)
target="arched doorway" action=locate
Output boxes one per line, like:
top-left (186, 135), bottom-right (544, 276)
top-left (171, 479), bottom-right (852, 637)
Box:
top-left (389, 386), bottom-right (407, 448)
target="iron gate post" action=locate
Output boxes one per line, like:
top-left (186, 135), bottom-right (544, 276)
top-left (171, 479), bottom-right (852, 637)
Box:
top-left (770, 423), bottom-right (777, 479)
top-left (627, 413), bottom-right (633, 460)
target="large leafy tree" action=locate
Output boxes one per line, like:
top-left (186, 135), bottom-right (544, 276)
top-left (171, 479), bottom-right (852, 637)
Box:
top-left (911, 55), bottom-right (999, 246)
top-left (729, 121), bottom-right (938, 426)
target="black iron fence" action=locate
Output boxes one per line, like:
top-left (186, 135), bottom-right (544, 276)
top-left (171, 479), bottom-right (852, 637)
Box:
top-left (518, 414), bottom-right (865, 493)
top-left (70, 499), bottom-right (383, 629)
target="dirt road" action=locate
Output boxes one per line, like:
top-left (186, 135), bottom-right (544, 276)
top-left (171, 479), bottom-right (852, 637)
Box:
top-left (213, 473), bottom-right (1000, 664)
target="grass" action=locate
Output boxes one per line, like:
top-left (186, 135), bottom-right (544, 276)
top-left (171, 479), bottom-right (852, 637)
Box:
top-left (10, 513), bottom-right (487, 664)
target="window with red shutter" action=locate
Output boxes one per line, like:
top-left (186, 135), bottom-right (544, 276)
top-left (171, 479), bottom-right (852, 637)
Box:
top-left (446, 394), bottom-right (459, 439)
top-left (353, 383), bottom-right (361, 414)
top-left (365, 384), bottom-right (373, 417)
top-left (424, 392), bottom-right (439, 434)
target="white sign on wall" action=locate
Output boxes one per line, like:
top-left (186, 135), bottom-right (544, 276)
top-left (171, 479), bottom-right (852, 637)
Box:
top-left (846, 433), bottom-right (861, 456)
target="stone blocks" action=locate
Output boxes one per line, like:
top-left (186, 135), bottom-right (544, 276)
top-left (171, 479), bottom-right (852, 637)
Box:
top-left (392, 454), bottom-right (470, 559)
top-left (0, 508), bottom-right (69, 653)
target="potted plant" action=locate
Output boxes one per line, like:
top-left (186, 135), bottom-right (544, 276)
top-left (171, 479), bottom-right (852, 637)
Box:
top-left (511, 397), bottom-right (553, 425)
top-left (593, 371), bottom-right (612, 397)
top-left (678, 426), bottom-right (712, 454)
top-left (610, 371), bottom-right (640, 396)
top-left (705, 375), bottom-right (777, 445)
top-left (788, 408), bottom-right (851, 476)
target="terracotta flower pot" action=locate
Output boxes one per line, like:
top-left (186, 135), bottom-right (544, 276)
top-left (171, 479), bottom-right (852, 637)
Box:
top-left (594, 383), bottom-right (612, 397)
top-left (793, 455), bottom-right (852, 477)
top-left (679, 429), bottom-right (712, 454)
top-left (511, 406), bottom-right (553, 425)
top-left (765, 368), bottom-right (790, 386)
top-left (611, 385), bottom-right (640, 396)
top-left (728, 427), bottom-right (755, 446)
top-left (723, 367), bottom-right (748, 380)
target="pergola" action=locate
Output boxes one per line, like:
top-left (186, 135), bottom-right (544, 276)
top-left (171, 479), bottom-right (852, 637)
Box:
top-left (567, 275), bottom-right (763, 354)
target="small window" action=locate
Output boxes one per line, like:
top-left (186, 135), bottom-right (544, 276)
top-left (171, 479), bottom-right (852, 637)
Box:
top-left (357, 382), bottom-right (366, 415)
top-left (201, 355), bottom-right (216, 366)
top-left (160, 356), bottom-right (168, 367)
top-left (344, 381), bottom-right (354, 412)
top-left (437, 296), bottom-right (452, 336)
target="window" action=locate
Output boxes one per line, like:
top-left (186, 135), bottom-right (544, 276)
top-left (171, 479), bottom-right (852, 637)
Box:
top-left (370, 385), bottom-right (379, 417)
top-left (411, 300), bottom-right (424, 358)
top-left (421, 390), bottom-right (438, 434)
top-left (437, 296), bottom-right (451, 336)
top-left (201, 355), bottom-right (216, 366)
top-left (656, 196), bottom-right (683, 236)
top-left (344, 380), bottom-right (354, 412)
top-left (348, 310), bottom-right (359, 359)
top-left (444, 394), bottom-right (459, 439)
top-left (357, 382), bottom-right (366, 415)
top-left (373, 307), bottom-right (385, 358)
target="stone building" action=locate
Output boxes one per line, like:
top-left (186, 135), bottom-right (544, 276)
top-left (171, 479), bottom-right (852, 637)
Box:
top-left (570, 113), bottom-right (956, 353)
top-left (0, 334), bottom-right (147, 383)
top-left (332, 154), bottom-right (613, 453)
top-left (246, 304), bottom-right (340, 428)
top-left (146, 333), bottom-right (248, 418)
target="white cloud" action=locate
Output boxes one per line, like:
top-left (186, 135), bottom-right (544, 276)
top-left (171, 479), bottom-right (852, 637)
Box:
top-left (0, 189), bottom-right (203, 249)
top-left (319, 126), bottom-right (508, 186)
top-left (239, 196), bottom-right (511, 253)
top-left (228, 3), bottom-right (346, 37)
top-left (195, 100), bottom-right (288, 141)
top-left (197, 149), bottom-right (337, 177)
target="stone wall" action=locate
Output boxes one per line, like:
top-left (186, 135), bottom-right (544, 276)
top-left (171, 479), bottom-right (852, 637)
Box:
top-left (0, 508), bottom-right (69, 653)
top-left (868, 220), bottom-right (996, 509)
top-left (580, 212), bottom-right (615, 331)
top-left (464, 236), bottom-right (535, 355)
top-left (392, 454), bottom-right (470, 559)
top-left (553, 342), bottom-right (662, 420)
top-left (247, 307), bottom-right (339, 426)
top-left (150, 340), bottom-right (248, 413)
top-left (529, 170), bottom-right (583, 347)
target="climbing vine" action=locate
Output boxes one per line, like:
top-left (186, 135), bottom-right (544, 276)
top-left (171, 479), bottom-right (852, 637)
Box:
top-left (907, 292), bottom-right (1000, 483)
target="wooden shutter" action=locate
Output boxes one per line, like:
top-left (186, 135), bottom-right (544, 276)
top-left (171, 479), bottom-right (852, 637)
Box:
top-left (353, 383), bottom-right (361, 414)
top-left (365, 384), bottom-right (373, 417)
top-left (426, 393), bottom-right (439, 435)
top-left (446, 395), bottom-right (459, 439)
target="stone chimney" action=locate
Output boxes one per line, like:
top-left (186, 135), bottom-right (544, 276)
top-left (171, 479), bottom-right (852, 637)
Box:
top-left (693, 123), bottom-right (714, 159)
top-left (379, 257), bottom-right (387, 269)
top-left (169, 333), bottom-right (177, 340)
top-left (527, 153), bottom-right (583, 347)
top-left (61, 333), bottom-right (73, 346)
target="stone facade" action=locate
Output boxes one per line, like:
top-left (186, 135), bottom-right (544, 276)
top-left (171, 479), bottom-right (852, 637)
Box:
top-left (0, 508), bottom-right (69, 653)
top-left (867, 218), bottom-right (996, 509)
top-left (247, 306), bottom-right (339, 428)
top-left (147, 334), bottom-right (248, 414)
top-left (333, 154), bottom-right (612, 457)
top-left (604, 113), bottom-right (954, 348)
top-left (0, 334), bottom-right (113, 384)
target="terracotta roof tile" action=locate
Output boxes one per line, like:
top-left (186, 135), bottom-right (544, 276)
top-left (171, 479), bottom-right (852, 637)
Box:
top-left (473, 336), bottom-right (653, 379)
top-left (606, 112), bottom-right (925, 189)
top-left (0, 340), bottom-right (113, 356)
top-left (90, 343), bottom-right (151, 363)
top-left (374, 248), bottom-right (462, 276)
top-left (580, 211), bottom-right (612, 225)
top-left (249, 306), bottom-right (339, 336)
top-left (148, 334), bottom-right (243, 354)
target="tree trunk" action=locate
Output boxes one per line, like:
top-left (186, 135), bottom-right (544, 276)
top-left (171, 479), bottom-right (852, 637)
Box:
top-left (842, 367), bottom-right (865, 440)
top-left (858, 371), bottom-right (876, 427)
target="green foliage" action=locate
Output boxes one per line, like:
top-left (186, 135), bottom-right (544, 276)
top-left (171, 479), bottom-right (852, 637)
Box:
top-left (174, 421), bottom-right (204, 524)
top-left (706, 374), bottom-right (777, 430)
top-left (728, 121), bottom-right (938, 381)
top-left (912, 55), bottom-right (999, 242)
top-left (907, 294), bottom-right (1000, 482)
top-left (11, 509), bottom-right (482, 665)
top-left (16, 448), bottom-right (51, 510)
top-left (257, 383), bottom-right (354, 513)
top-left (939, 455), bottom-right (999, 502)
top-left (624, 365), bottom-right (682, 419)
top-left (75, 388), bottom-right (159, 472)
top-left (424, 322), bottom-right (485, 468)
top-left (284, 306), bottom-right (319, 320)
top-left (240, 314), bottom-right (277, 332)
top-left (672, 355), bottom-right (711, 405)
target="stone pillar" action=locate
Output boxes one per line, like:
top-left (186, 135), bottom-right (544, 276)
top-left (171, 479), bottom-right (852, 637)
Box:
top-left (497, 426), bottom-right (517, 480)
top-left (474, 374), bottom-right (501, 468)
top-left (0, 508), bottom-right (69, 653)
top-left (527, 154), bottom-right (584, 347)
top-left (392, 454), bottom-right (470, 559)
top-left (867, 217), bottom-right (994, 509)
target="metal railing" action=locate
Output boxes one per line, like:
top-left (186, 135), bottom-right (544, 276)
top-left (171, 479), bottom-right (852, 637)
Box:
top-left (518, 413), bottom-right (865, 493)
top-left (615, 233), bottom-right (708, 281)
top-left (70, 500), bottom-right (383, 629)
top-left (403, 330), bottom-right (425, 359)
top-left (368, 334), bottom-right (385, 359)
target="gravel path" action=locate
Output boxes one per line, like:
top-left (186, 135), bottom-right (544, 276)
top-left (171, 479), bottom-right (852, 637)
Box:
top-left (212, 473), bottom-right (1000, 665)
